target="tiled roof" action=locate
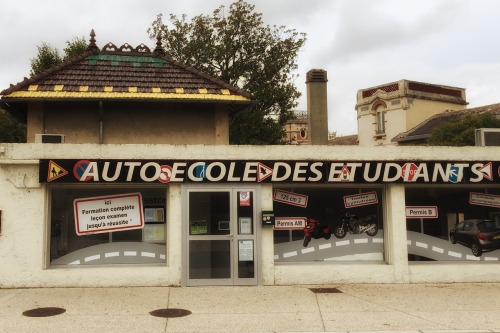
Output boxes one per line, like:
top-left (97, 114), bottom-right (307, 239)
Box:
top-left (1, 32), bottom-right (253, 104)
top-left (392, 103), bottom-right (500, 143)
top-left (329, 134), bottom-right (358, 145)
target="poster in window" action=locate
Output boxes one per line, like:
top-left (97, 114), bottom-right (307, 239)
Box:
top-left (145, 208), bottom-right (164, 222)
top-left (239, 240), bottom-right (254, 261)
top-left (190, 220), bottom-right (208, 235)
top-left (143, 224), bottom-right (165, 242)
top-left (239, 191), bottom-right (251, 206)
top-left (239, 217), bottom-right (252, 235)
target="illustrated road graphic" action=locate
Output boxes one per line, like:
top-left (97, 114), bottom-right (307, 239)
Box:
top-left (274, 230), bottom-right (500, 262)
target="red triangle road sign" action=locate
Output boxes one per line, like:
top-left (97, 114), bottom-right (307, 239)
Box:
top-left (257, 162), bottom-right (273, 182)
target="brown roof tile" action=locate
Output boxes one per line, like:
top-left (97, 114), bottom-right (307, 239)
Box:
top-left (329, 134), bottom-right (358, 145)
top-left (1, 41), bottom-right (253, 104)
top-left (393, 103), bottom-right (500, 143)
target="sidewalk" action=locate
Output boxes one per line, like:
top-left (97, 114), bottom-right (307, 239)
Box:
top-left (1, 283), bottom-right (499, 333)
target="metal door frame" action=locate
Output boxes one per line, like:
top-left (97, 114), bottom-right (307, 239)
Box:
top-left (182, 185), bottom-right (260, 286)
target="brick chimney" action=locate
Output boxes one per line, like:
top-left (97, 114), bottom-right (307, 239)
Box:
top-left (306, 69), bottom-right (328, 145)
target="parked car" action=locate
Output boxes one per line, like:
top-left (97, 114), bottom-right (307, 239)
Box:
top-left (450, 219), bottom-right (500, 257)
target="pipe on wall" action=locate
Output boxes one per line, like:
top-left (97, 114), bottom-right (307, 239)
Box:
top-left (99, 101), bottom-right (103, 144)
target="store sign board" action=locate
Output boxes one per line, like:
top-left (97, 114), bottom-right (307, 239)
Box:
top-left (405, 206), bottom-right (438, 218)
top-left (40, 159), bottom-right (500, 184)
top-left (344, 192), bottom-right (378, 208)
top-left (469, 192), bottom-right (500, 208)
top-left (73, 193), bottom-right (144, 235)
top-left (273, 189), bottom-right (308, 207)
top-left (274, 217), bottom-right (307, 230)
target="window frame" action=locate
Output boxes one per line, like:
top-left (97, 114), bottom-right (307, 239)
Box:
top-left (46, 183), bottom-right (168, 268)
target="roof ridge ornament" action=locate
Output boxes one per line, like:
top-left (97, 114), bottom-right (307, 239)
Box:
top-left (102, 42), bottom-right (118, 52)
top-left (87, 29), bottom-right (99, 52)
top-left (101, 42), bottom-right (152, 54)
top-left (136, 44), bottom-right (151, 53)
top-left (153, 32), bottom-right (165, 56)
top-left (119, 43), bottom-right (134, 52)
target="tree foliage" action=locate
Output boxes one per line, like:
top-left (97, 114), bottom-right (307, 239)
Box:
top-left (428, 113), bottom-right (500, 146)
top-left (30, 43), bottom-right (62, 76)
top-left (62, 36), bottom-right (88, 60)
top-left (0, 109), bottom-right (26, 143)
top-left (30, 37), bottom-right (87, 76)
top-left (148, 0), bottom-right (306, 144)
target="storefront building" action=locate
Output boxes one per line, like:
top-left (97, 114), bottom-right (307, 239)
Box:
top-left (0, 144), bottom-right (499, 288)
top-left (1, 34), bottom-right (499, 287)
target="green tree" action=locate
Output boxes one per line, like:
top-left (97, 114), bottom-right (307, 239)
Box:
top-left (148, 0), bottom-right (306, 144)
top-left (62, 36), bottom-right (88, 60)
top-left (0, 108), bottom-right (26, 143)
top-left (30, 43), bottom-right (62, 76)
top-left (30, 36), bottom-right (87, 76)
top-left (428, 113), bottom-right (500, 146)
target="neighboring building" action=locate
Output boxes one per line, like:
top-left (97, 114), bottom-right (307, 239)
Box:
top-left (1, 31), bottom-right (254, 145)
top-left (356, 80), bottom-right (467, 146)
top-left (393, 103), bottom-right (500, 145)
top-left (283, 110), bottom-right (308, 144)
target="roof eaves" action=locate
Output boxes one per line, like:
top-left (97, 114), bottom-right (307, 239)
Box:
top-left (392, 133), bottom-right (431, 143)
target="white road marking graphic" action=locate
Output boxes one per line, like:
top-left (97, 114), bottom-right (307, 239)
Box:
top-left (336, 240), bottom-right (350, 247)
top-left (283, 251), bottom-right (298, 258)
top-left (416, 242), bottom-right (428, 249)
top-left (84, 254), bottom-right (100, 262)
top-left (319, 243), bottom-right (332, 250)
top-left (432, 246), bottom-right (444, 253)
top-left (448, 251), bottom-right (462, 258)
top-left (301, 247), bottom-right (315, 254)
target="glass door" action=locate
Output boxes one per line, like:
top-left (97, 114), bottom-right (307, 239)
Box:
top-left (185, 188), bottom-right (257, 286)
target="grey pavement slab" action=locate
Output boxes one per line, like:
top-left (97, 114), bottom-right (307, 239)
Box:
top-left (0, 284), bottom-right (499, 333)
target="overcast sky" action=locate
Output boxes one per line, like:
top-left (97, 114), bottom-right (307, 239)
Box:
top-left (1, 0), bottom-right (500, 135)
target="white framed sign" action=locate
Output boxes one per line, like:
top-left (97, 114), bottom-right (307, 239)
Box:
top-left (469, 192), bottom-right (500, 208)
top-left (74, 192), bottom-right (144, 235)
top-left (405, 206), bottom-right (438, 218)
top-left (274, 217), bottom-right (307, 230)
top-left (239, 217), bottom-right (252, 235)
top-left (273, 189), bottom-right (308, 208)
top-left (238, 240), bottom-right (254, 261)
top-left (344, 191), bottom-right (378, 208)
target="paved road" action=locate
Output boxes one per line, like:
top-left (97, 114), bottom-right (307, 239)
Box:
top-left (1, 283), bottom-right (499, 332)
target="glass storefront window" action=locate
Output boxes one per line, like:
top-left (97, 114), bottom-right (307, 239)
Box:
top-left (405, 186), bottom-right (500, 262)
top-left (49, 186), bottom-right (167, 266)
top-left (273, 186), bottom-right (385, 262)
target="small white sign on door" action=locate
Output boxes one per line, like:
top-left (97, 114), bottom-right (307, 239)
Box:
top-left (239, 240), bottom-right (254, 261)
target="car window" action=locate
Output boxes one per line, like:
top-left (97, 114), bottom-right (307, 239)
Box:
top-left (477, 221), bottom-right (496, 232)
top-left (456, 222), bottom-right (464, 230)
top-left (463, 222), bottom-right (474, 231)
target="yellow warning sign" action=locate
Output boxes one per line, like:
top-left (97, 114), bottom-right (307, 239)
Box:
top-left (47, 160), bottom-right (68, 182)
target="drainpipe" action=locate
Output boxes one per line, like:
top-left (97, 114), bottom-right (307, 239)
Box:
top-left (99, 101), bottom-right (104, 144)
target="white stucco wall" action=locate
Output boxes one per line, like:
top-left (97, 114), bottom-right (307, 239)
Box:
top-left (1, 143), bottom-right (499, 287)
